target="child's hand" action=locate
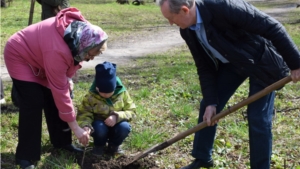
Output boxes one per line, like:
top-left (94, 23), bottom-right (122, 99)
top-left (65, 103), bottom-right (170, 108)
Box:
top-left (105, 115), bottom-right (117, 127)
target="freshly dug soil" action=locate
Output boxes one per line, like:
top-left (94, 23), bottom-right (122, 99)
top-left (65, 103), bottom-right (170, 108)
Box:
top-left (75, 150), bottom-right (159, 169)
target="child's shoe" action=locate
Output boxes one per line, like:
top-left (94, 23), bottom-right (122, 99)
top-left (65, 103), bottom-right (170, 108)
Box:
top-left (107, 144), bottom-right (124, 155)
top-left (91, 146), bottom-right (104, 157)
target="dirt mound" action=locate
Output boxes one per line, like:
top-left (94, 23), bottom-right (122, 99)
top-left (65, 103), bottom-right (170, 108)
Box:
top-left (76, 152), bottom-right (159, 169)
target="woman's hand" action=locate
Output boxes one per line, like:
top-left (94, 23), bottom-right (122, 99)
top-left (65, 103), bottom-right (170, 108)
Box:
top-left (73, 127), bottom-right (90, 146)
top-left (83, 126), bottom-right (92, 134)
top-left (105, 115), bottom-right (117, 127)
top-left (68, 121), bottom-right (90, 146)
top-left (68, 78), bottom-right (74, 91)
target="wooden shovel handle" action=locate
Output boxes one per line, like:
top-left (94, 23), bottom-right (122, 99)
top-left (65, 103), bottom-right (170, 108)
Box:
top-left (167, 75), bottom-right (292, 143)
top-left (129, 76), bottom-right (292, 164)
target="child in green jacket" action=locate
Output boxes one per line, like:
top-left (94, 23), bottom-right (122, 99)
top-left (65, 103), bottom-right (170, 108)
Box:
top-left (77, 61), bottom-right (136, 156)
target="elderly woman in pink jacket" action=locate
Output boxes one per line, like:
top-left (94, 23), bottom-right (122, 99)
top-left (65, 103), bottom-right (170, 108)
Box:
top-left (4, 7), bottom-right (108, 169)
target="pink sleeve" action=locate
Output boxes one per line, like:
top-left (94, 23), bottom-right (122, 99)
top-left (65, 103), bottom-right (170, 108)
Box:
top-left (44, 50), bottom-right (77, 122)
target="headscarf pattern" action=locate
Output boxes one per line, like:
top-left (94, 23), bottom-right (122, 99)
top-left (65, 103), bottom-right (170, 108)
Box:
top-left (63, 21), bottom-right (108, 63)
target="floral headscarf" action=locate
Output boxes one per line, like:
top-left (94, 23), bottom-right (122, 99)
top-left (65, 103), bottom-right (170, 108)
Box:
top-left (63, 21), bottom-right (108, 63)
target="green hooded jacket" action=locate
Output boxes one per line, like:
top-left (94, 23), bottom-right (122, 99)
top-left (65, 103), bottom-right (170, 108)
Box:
top-left (76, 77), bottom-right (136, 128)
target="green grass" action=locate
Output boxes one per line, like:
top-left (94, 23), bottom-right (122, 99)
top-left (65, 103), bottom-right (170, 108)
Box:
top-left (1, 0), bottom-right (300, 169)
top-left (0, 0), bottom-right (168, 62)
top-left (285, 23), bottom-right (300, 48)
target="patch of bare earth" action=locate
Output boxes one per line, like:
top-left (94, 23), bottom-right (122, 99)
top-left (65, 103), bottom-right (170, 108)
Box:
top-left (74, 151), bottom-right (159, 169)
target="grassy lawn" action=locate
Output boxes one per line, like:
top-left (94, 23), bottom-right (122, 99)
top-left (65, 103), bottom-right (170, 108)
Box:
top-left (1, 0), bottom-right (300, 168)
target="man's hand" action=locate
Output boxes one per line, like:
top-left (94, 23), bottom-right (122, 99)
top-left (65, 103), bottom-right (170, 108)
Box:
top-left (105, 115), bottom-right (117, 127)
top-left (291, 68), bottom-right (300, 83)
top-left (203, 105), bottom-right (219, 126)
top-left (52, 5), bottom-right (61, 15)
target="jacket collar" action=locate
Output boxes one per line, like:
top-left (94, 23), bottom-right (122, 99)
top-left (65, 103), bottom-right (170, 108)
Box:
top-left (195, 0), bottom-right (212, 24)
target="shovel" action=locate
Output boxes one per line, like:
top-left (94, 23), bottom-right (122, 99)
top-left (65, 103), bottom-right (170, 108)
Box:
top-left (126, 76), bottom-right (292, 166)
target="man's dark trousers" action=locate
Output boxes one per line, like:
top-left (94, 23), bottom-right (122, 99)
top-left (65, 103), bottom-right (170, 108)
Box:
top-left (192, 63), bottom-right (275, 169)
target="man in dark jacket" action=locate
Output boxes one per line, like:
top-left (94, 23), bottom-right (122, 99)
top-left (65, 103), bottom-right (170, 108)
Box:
top-left (37, 0), bottom-right (70, 20)
top-left (1, 0), bottom-right (6, 7)
top-left (158, 0), bottom-right (300, 168)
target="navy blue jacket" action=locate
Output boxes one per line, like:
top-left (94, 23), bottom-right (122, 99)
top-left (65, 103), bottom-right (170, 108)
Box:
top-left (180, 0), bottom-right (300, 106)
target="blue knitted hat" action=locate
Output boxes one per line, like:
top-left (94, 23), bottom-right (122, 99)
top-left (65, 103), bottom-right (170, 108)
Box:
top-left (95, 62), bottom-right (117, 93)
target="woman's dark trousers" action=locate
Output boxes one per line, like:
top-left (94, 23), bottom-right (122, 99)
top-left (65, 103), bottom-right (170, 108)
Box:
top-left (13, 78), bottom-right (72, 161)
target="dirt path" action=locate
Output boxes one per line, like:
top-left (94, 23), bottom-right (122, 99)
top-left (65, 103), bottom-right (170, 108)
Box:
top-left (0, 26), bottom-right (184, 81)
top-left (249, 0), bottom-right (300, 23)
top-left (82, 26), bottom-right (184, 69)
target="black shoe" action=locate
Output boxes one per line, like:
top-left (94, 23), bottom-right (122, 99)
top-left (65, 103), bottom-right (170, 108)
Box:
top-left (107, 144), bottom-right (124, 155)
top-left (91, 146), bottom-right (105, 157)
top-left (55, 144), bottom-right (84, 154)
top-left (16, 159), bottom-right (35, 169)
top-left (180, 159), bottom-right (214, 169)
